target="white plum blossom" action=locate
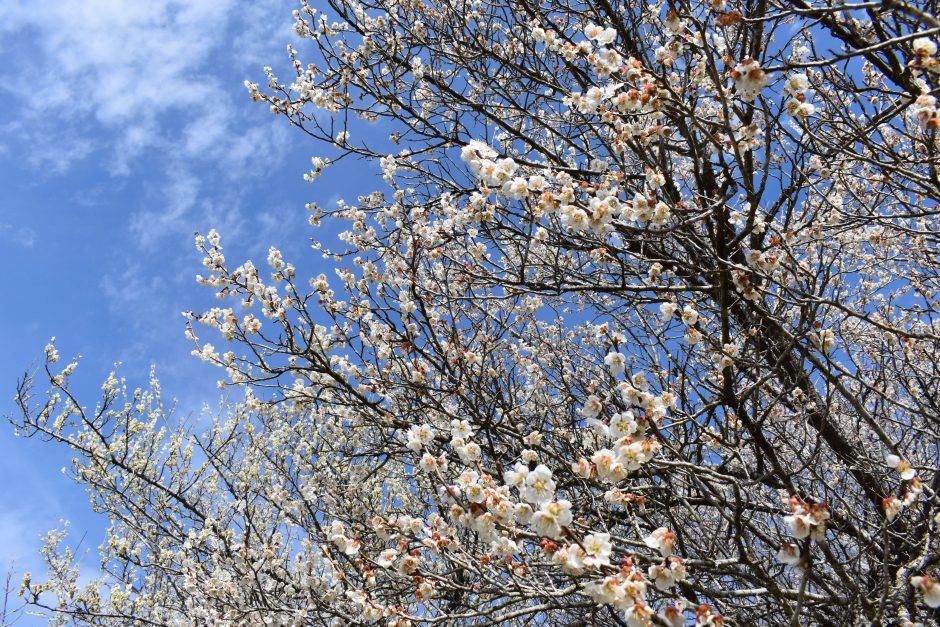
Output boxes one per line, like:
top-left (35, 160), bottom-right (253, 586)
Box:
top-left (375, 548), bottom-right (399, 567)
top-left (659, 301), bottom-right (678, 321)
top-left (592, 448), bottom-right (627, 483)
top-left (882, 496), bottom-right (902, 521)
top-left (609, 411), bottom-right (638, 439)
top-left (731, 57), bottom-right (770, 100)
top-left (456, 440), bottom-right (482, 464)
top-left (330, 522), bottom-right (361, 556)
top-left (531, 500), bottom-right (573, 539)
top-left (581, 532), bottom-right (613, 568)
top-left (776, 543), bottom-right (802, 566)
top-left (584, 23), bottom-right (617, 45)
top-left (405, 423), bottom-right (436, 451)
top-left (648, 557), bottom-right (687, 590)
top-left (911, 575), bottom-right (940, 608)
top-left (782, 498), bottom-right (829, 541)
top-left (811, 329), bottom-right (837, 353)
top-left (419, 452), bottom-right (447, 474)
top-left (644, 527), bottom-right (677, 557)
top-left (580, 395), bottom-right (604, 419)
top-left (521, 464), bottom-right (556, 504)
top-left (503, 461), bottom-right (530, 488)
top-left (912, 37), bottom-right (938, 57)
top-left (605, 351), bottom-right (626, 375)
top-left (886, 454), bottom-right (917, 480)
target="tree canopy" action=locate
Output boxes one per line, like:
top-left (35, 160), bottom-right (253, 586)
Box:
top-left (12, 0), bottom-right (940, 624)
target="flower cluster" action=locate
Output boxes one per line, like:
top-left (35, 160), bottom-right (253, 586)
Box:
top-left (783, 72), bottom-right (815, 118)
top-left (911, 575), bottom-right (940, 608)
top-left (582, 558), bottom-right (688, 626)
top-left (782, 497), bottom-right (829, 541)
top-left (911, 94), bottom-right (939, 130)
top-left (909, 37), bottom-right (939, 74)
top-left (730, 57), bottom-right (770, 100)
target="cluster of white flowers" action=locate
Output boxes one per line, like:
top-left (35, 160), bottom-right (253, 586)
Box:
top-left (419, 451), bottom-right (448, 473)
top-left (303, 156), bottom-right (329, 182)
top-left (565, 83), bottom-right (622, 115)
top-left (782, 497), bottom-right (829, 541)
top-left (810, 328), bottom-right (837, 354)
top-left (625, 192), bottom-right (671, 225)
top-left (882, 454), bottom-right (924, 521)
top-left (745, 246), bottom-right (782, 275)
top-left (584, 438), bottom-right (659, 484)
top-left (548, 535), bottom-right (608, 574)
top-left (461, 140), bottom-right (679, 239)
top-left (910, 93), bottom-right (938, 130)
top-left (667, 304), bottom-right (705, 345)
top-left (584, 22), bottom-right (616, 45)
top-left (783, 72), bottom-right (815, 118)
top-left (502, 462), bottom-right (553, 504)
top-left (710, 341), bottom-right (741, 370)
top-left (730, 57), bottom-right (770, 100)
top-left (460, 140), bottom-right (519, 188)
top-left (530, 22), bottom-right (561, 48)
top-left (329, 520), bottom-right (361, 556)
top-left (910, 37), bottom-right (939, 74)
top-left (644, 526), bottom-right (678, 557)
top-left (911, 575), bottom-right (940, 608)
top-left (648, 556), bottom-right (688, 590)
top-left (449, 419), bottom-right (482, 464)
top-left (405, 422), bottom-right (436, 451)
top-left (379, 154), bottom-right (399, 183)
top-left (580, 557), bottom-right (690, 626)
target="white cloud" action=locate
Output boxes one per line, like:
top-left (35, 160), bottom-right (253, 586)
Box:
top-left (0, 0), bottom-right (300, 233)
top-left (231, 1), bottom-right (300, 69)
top-left (0, 510), bottom-right (39, 566)
top-left (128, 170), bottom-right (201, 248)
top-left (3, 0), bottom-right (231, 124)
top-left (0, 222), bottom-right (37, 247)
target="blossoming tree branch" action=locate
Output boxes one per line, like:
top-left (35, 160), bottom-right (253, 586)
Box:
top-left (12, 0), bottom-right (940, 624)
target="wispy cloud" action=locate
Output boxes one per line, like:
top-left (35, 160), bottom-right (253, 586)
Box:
top-left (0, 222), bottom-right (36, 248)
top-left (2, 1), bottom-right (230, 120)
top-left (128, 170), bottom-right (201, 248)
top-left (0, 510), bottom-right (40, 567)
top-left (0, 0), bottom-right (298, 241)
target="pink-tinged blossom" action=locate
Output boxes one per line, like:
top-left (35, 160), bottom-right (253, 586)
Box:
top-left (730, 57), bottom-right (769, 100)
top-left (886, 454), bottom-right (917, 480)
top-left (581, 532), bottom-right (612, 568)
top-left (644, 527), bottom-right (677, 557)
top-left (911, 575), bottom-right (940, 608)
top-left (649, 557), bottom-right (688, 590)
top-left (882, 496), bottom-right (902, 521)
top-left (783, 498), bottom-right (829, 541)
top-left (776, 543), bottom-right (802, 566)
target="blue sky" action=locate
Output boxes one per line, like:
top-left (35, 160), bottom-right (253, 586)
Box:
top-left (0, 1), bottom-right (358, 618)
